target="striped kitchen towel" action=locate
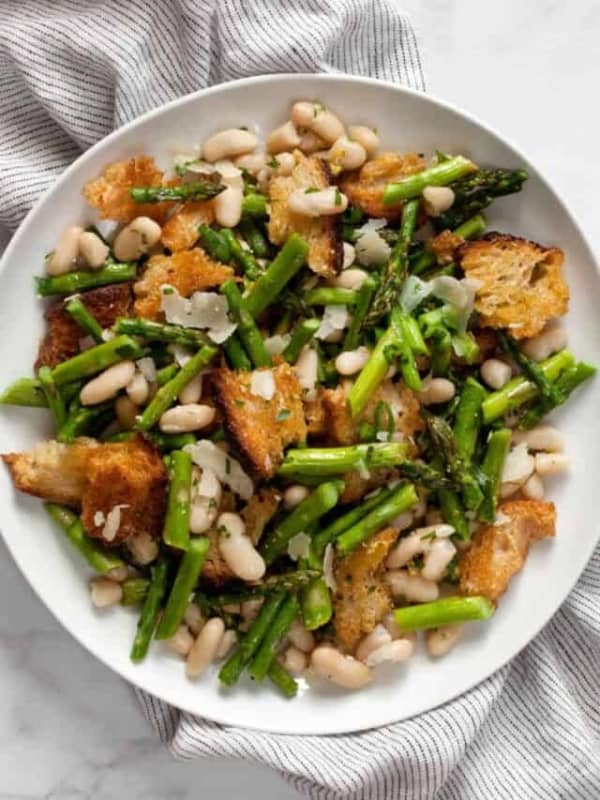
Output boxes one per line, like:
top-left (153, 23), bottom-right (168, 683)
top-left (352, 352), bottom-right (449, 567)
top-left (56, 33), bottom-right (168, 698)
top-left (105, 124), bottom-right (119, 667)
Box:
top-left (1, 1), bottom-right (599, 798)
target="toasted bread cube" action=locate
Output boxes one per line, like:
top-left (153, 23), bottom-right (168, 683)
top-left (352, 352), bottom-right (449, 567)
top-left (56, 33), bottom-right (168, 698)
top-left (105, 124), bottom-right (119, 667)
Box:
top-left (339, 468), bottom-right (399, 504)
top-left (268, 152), bottom-right (342, 277)
top-left (161, 201), bottom-right (215, 252)
top-left (459, 499), bottom-right (556, 601)
top-left (459, 233), bottom-right (569, 340)
top-left (340, 152), bottom-right (426, 219)
top-left (427, 229), bottom-right (465, 265)
top-left (241, 487), bottom-right (280, 545)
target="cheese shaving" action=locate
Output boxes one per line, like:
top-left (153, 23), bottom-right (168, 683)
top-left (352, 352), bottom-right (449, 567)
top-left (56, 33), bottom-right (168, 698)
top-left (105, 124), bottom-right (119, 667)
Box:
top-left (316, 305), bottom-right (349, 340)
top-left (185, 440), bottom-right (253, 500)
top-left (323, 543), bottom-right (336, 591)
top-left (250, 370), bottom-right (276, 400)
top-left (160, 286), bottom-right (237, 343)
top-left (101, 504), bottom-right (129, 542)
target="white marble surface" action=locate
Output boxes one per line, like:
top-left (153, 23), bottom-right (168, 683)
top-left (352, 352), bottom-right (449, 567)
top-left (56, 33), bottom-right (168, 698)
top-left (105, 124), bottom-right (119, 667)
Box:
top-left (1, 2), bottom-right (599, 798)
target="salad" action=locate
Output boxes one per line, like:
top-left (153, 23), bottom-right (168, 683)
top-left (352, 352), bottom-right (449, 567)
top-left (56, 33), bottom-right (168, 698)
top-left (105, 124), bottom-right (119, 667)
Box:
top-left (1, 100), bottom-right (594, 696)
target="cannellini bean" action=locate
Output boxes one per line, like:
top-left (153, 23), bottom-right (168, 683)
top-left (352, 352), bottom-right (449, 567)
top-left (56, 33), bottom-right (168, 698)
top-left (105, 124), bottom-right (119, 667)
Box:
top-left (202, 128), bottom-right (257, 162)
top-left (287, 619), bottom-right (315, 653)
top-left (311, 646), bottom-right (372, 690)
top-left (217, 512), bottom-right (266, 582)
top-left (390, 510), bottom-right (415, 532)
top-left (295, 345), bottom-right (318, 398)
top-left (366, 638), bottom-right (415, 668)
top-left (386, 525), bottom-right (454, 569)
top-left (107, 565), bottom-right (130, 583)
top-left (342, 242), bottom-right (356, 268)
top-left (184, 602), bottom-right (205, 636)
top-left (522, 472), bottom-right (545, 500)
top-left (422, 538), bottom-right (456, 582)
top-left (80, 360), bottom-right (136, 406)
top-left (214, 184), bottom-right (243, 228)
top-left (535, 452), bottom-right (570, 476)
top-left (298, 129), bottom-right (328, 155)
top-left (355, 624), bottom-right (392, 663)
top-left (167, 625), bottom-right (195, 657)
top-left (78, 230), bottom-right (109, 269)
top-left (521, 325), bottom-right (567, 361)
top-left (46, 225), bottom-right (84, 275)
top-left (189, 497), bottom-right (218, 534)
top-left (512, 425), bottom-right (564, 453)
top-left (480, 358), bottom-right (512, 390)
top-left (159, 403), bottom-right (215, 433)
top-left (126, 370), bottom-right (149, 406)
top-left (418, 377), bottom-right (456, 405)
top-left (267, 120), bottom-right (301, 154)
top-left (216, 629), bottom-right (238, 660)
top-left (113, 216), bottom-right (162, 261)
top-left (426, 624), bottom-right (462, 657)
top-left (328, 136), bottom-right (367, 171)
top-left (382, 612), bottom-right (404, 640)
top-left (500, 443), bottom-right (535, 497)
top-left (335, 346), bottom-right (370, 376)
top-left (178, 373), bottom-right (203, 405)
top-left (186, 617), bottom-right (225, 678)
top-left (115, 395), bottom-right (139, 429)
top-left (348, 125), bottom-right (379, 156)
top-left (310, 108), bottom-right (345, 144)
top-left (127, 532), bottom-right (159, 565)
top-left (385, 570), bottom-right (440, 603)
top-left (235, 152), bottom-right (267, 175)
top-left (90, 577), bottom-right (122, 608)
top-left (283, 484), bottom-right (310, 510)
top-left (272, 151), bottom-right (296, 176)
top-left (422, 186), bottom-right (455, 217)
top-left (291, 101), bottom-right (317, 128)
top-left (288, 187), bottom-right (348, 217)
top-left (333, 267), bottom-right (368, 290)
top-left (281, 646), bottom-right (307, 677)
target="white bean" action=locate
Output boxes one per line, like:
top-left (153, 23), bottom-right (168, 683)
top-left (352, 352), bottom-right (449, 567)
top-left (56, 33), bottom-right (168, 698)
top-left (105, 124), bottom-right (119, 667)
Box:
top-left (385, 570), bottom-right (440, 603)
top-left (390, 510), bottom-right (414, 532)
top-left (178, 373), bottom-right (203, 405)
top-left (298, 129), bottom-right (329, 154)
top-left (267, 121), bottom-right (301, 154)
top-left (521, 325), bottom-right (567, 361)
top-left (310, 108), bottom-right (345, 144)
top-left (333, 268), bottom-right (368, 290)
top-left (113, 217), bottom-right (162, 261)
top-left (422, 186), bottom-right (455, 217)
top-left (281, 646), bottom-right (307, 677)
top-left (535, 452), bottom-right (570, 476)
top-left (355, 624), bottom-right (392, 662)
top-left (366, 638), bottom-right (415, 668)
top-left (214, 184), bottom-right (243, 228)
top-left (522, 472), bottom-right (545, 500)
top-left (78, 230), bottom-right (109, 269)
top-left (342, 242), bottom-right (356, 268)
top-left (189, 497), bottom-right (218, 534)
top-left (216, 629), bottom-right (238, 660)
top-left (202, 128), bottom-right (257, 162)
top-left (167, 625), bottom-right (195, 657)
top-left (184, 602), bottom-right (205, 635)
top-left (115, 395), bottom-right (139, 429)
top-left (328, 136), bottom-right (367, 171)
top-left (159, 403), bottom-right (215, 433)
top-left (381, 612), bottom-right (404, 640)
top-left (287, 619), bottom-right (316, 653)
top-left (311, 646), bottom-right (372, 690)
top-left (335, 346), bottom-right (370, 376)
top-left (283, 484), bottom-right (310, 510)
top-left (80, 360), bottom-right (136, 406)
top-left (46, 225), bottom-right (84, 275)
top-left (235, 152), bottom-right (267, 176)
top-left (291, 101), bottom-right (316, 128)
top-left (418, 377), bottom-right (456, 405)
top-left (386, 525), bottom-right (453, 569)
top-left (348, 125), bottom-right (379, 156)
top-left (217, 512), bottom-right (266, 582)
top-left (426, 624), bottom-right (462, 657)
top-left (288, 187), bottom-right (348, 217)
top-left (107, 565), bottom-right (130, 583)
top-left (512, 425), bottom-right (564, 453)
top-left (127, 532), bottom-right (159, 565)
top-left (501, 443), bottom-right (535, 497)
top-left (273, 152), bottom-right (296, 175)
top-left (126, 370), bottom-right (149, 406)
top-left (90, 577), bottom-right (122, 608)
top-left (422, 538), bottom-right (456, 582)
top-left (480, 358), bottom-right (512, 390)
top-left (186, 617), bottom-right (225, 678)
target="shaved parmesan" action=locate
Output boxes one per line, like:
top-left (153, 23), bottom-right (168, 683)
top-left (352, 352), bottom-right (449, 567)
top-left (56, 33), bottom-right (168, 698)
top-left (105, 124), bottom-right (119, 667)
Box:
top-left (430, 276), bottom-right (477, 334)
top-left (287, 532), bottom-right (311, 561)
top-left (502, 442), bottom-right (535, 485)
top-left (250, 370), bottom-right (276, 400)
top-left (356, 218), bottom-right (387, 235)
top-left (264, 334), bottom-right (291, 357)
top-left (169, 343), bottom-right (193, 367)
top-left (93, 510), bottom-right (106, 527)
top-left (316, 305), bottom-right (349, 340)
top-left (400, 275), bottom-right (432, 313)
top-left (294, 346), bottom-right (318, 399)
top-left (355, 227), bottom-right (391, 267)
top-left (185, 440), bottom-right (253, 500)
top-left (101, 504), bottom-right (129, 542)
top-left (160, 286), bottom-right (237, 343)
top-left (323, 543), bottom-right (336, 591)
top-left (136, 356), bottom-right (157, 384)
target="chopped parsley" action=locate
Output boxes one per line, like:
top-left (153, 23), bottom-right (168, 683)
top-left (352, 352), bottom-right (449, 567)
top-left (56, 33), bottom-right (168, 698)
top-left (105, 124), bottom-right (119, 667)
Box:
top-left (267, 156), bottom-right (280, 169)
top-left (334, 188), bottom-right (343, 206)
top-left (276, 408), bottom-right (291, 422)
top-left (304, 186), bottom-right (319, 194)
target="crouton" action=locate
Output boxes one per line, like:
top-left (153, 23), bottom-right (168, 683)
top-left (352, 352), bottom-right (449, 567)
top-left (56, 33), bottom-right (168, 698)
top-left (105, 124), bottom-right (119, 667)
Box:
top-left (80, 435), bottom-right (167, 545)
top-left (340, 152), bottom-right (426, 219)
top-left (133, 248), bottom-right (232, 319)
top-left (201, 527), bottom-right (235, 585)
top-left (321, 386), bottom-right (356, 445)
top-left (303, 390), bottom-right (327, 438)
top-left (459, 233), bottom-right (569, 340)
top-left (268, 152), bottom-right (342, 277)
top-left (2, 438), bottom-right (98, 507)
top-left (333, 526), bottom-right (398, 652)
top-left (161, 201), bottom-right (215, 252)
top-left (427, 229), bottom-right (464, 265)
top-left (35, 283), bottom-right (133, 369)
top-left (83, 156), bottom-right (174, 223)
top-left (241, 488), bottom-right (280, 545)
top-left (459, 499), bottom-right (556, 601)
top-left (339, 468), bottom-right (399, 504)
top-left (212, 364), bottom-right (307, 478)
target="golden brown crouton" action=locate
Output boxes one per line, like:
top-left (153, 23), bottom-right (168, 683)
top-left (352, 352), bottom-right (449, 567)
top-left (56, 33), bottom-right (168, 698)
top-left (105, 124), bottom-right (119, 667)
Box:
top-left (321, 386), bottom-right (356, 445)
top-left (83, 156), bottom-right (174, 223)
top-left (459, 499), bottom-right (556, 601)
top-left (201, 528), bottom-right (235, 585)
top-left (459, 233), bottom-right (569, 340)
top-left (35, 283), bottom-right (133, 369)
top-left (268, 152), bottom-right (342, 277)
top-left (340, 152), bottom-right (426, 219)
top-left (241, 488), bottom-right (280, 545)
top-left (3, 438), bottom-right (98, 507)
top-left (427, 229), bottom-right (465, 265)
top-left (160, 201), bottom-right (215, 252)
top-left (133, 248), bottom-right (233, 319)
top-left (212, 364), bottom-right (307, 478)
top-left (333, 527), bottom-right (398, 652)
top-left (303, 390), bottom-right (327, 438)
top-left (80, 436), bottom-right (167, 545)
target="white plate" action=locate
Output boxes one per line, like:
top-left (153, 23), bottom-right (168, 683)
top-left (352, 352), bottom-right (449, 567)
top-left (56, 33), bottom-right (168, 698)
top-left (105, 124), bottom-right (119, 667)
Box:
top-left (0, 74), bottom-right (598, 735)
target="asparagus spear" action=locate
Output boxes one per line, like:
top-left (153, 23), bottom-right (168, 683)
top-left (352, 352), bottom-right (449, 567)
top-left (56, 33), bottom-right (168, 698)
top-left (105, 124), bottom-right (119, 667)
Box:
top-left (282, 318), bottom-right (320, 363)
top-left (304, 288), bottom-right (358, 307)
top-left (519, 361), bottom-right (596, 429)
top-left (221, 280), bottom-right (271, 368)
top-left (479, 428), bottom-right (512, 522)
top-left (396, 460), bottom-right (459, 490)
top-left (426, 415), bottom-right (484, 511)
top-left (37, 367), bottom-right (67, 429)
top-left (65, 297), bottom-right (104, 343)
top-left (430, 327), bottom-right (452, 376)
top-left (58, 400), bottom-right (113, 443)
top-left (36, 261), bottom-right (136, 296)
top-left (336, 483), bottom-right (418, 554)
top-left (219, 229), bottom-right (263, 280)
top-left (438, 486), bottom-right (470, 540)
top-left (267, 660), bottom-right (298, 698)
top-left (223, 334), bottom-right (253, 370)
top-left (410, 213), bottom-right (486, 275)
top-left (498, 332), bottom-right (561, 407)
top-left (435, 168), bottom-right (529, 230)
top-left (155, 537), bottom-right (209, 639)
top-left (198, 224), bottom-right (232, 263)
top-left (343, 276), bottom-right (377, 350)
top-left (238, 217), bottom-right (269, 258)
top-left (156, 363), bottom-right (179, 385)
top-left (162, 450), bottom-right (193, 551)
top-left (121, 577), bottom-right (150, 606)
top-left (453, 377), bottom-right (487, 462)
top-left (248, 595), bottom-right (299, 681)
top-left (0, 377), bottom-right (48, 407)
top-left (130, 177), bottom-right (224, 203)
top-left (51, 335), bottom-right (144, 386)
top-left (383, 156), bottom-right (477, 205)
top-left (301, 576), bottom-right (333, 630)
top-left (277, 442), bottom-right (407, 478)
top-left (393, 595), bottom-right (494, 631)
top-left (114, 318), bottom-right (209, 349)
top-left (245, 234), bottom-right (309, 317)
top-left (45, 504), bottom-right (125, 574)
top-left (202, 570), bottom-right (320, 608)
top-left (130, 556), bottom-right (170, 662)
top-left (242, 192), bottom-right (268, 218)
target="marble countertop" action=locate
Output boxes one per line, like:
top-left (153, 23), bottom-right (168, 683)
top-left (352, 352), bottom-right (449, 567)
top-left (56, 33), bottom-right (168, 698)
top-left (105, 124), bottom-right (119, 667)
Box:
top-left (2, 2), bottom-right (599, 797)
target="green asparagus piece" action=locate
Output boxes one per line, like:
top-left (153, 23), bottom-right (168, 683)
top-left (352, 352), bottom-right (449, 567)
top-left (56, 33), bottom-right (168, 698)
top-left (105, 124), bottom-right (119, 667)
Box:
top-left (221, 280), bottom-right (271, 368)
top-left (135, 344), bottom-right (217, 430)
top-left (245, 234), bottom-right (309, 317)
top-left (397, 312), bottom-right (429, 356)
top-left (394, 595), bottom-right (494, 631)
top-left (452, 332), bottom-right (480, 364)
top-left (343, 275), bottom-right (377, 350)
top-left (430, 327), bottom-right (452, 376)
top-left (36, 261), bottom-right (136, 296)
top-left (479, 428), bottom-right (512, 522)
top-left (300, 576), bottom-right (333, 630)
top-left (203, 570), bottom-right (320, 608)
top-left (223, 334), bottom-right (253, 370)
top-left (37, 367), bottom-right (67, 429)
top-left (121, 577), bottom-right (150, 606)
top-left (156, 536), bottom-right (210, 639)
top-left (482, 349), bottom-right (575, 423)
top-left (130, 556), bottom-right (170, 662)
top-left (114, 318), bottom-right (209, 348)
top-left (248, 595), bottom-right (300, 681)
top-left (498, 332), bottom-right (561, 407)
top-left (162, 450), bottom-right (192, 551)
top-left (0, 377), bottom-right (48, 407)
top-left (304, 288), bottom-right (358, 307)
top-left (242, 192), bottom-right (268, 218)
top-left (267, 660), bottom-right (298, 698)
top-left (45, 504), bottom-right (125, 574)
top-left (438, 486), bottom-right (470, 540)
top-left (130, 177), bottom-right (224, 203)
top-left (410, 213), bottom-right (486, 275)
top-left (426, 415), bottom-right (484, 511)
top-left (156, 363), bottom-right (179, 386)
top-left (277, 442), bottom-right (407, 478)
top-left (148, 432), bottom-right (197, 451)
top-left (219, 229), bottom-right (263, 280)
top-left (239, 217), bottom-right (269, 258)
top-left (260, 480), bottom-right (344, 566)
top-left (519, 361), bottom-right (596, 428)
top-left (58, 400), bottom-right (113, 443)
top-left (396, 460), bottom-right (459, 490)
top-left (384, 156), bottom-right (477, 206)
top-left (453, 377), bottom-right (487, 462)
top-left (198, 223), bottom-right (233, 262)
top-left (436, 168), bottom-right (528, 230)
top-left (51, 335), bottom-right (144, 386)
top-left (65, 297), bottom-right (104, 343)
top-left (282, 318), bottom-right (320, 363)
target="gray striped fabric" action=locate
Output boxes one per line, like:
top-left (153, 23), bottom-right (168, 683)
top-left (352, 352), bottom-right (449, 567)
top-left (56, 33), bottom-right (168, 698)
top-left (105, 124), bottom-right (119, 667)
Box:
top-left (1, 2), bottom-right (599, 798)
